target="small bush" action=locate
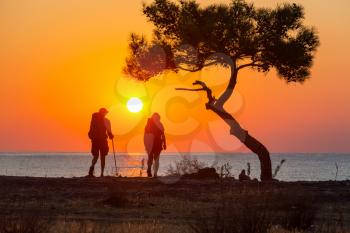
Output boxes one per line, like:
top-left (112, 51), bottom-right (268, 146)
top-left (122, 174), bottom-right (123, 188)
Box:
top-left (273, 160), bottom-right (286, 179)
top-left (166, 156), bottom-right (207, 176)
top-left (247, 162), bottom-right (251, 176)
top-left (216, 163), bottom-right (234, 178)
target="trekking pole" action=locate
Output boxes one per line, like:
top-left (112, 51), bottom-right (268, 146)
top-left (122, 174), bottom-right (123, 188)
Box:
top-left (111, 138), bottom-right (118, 176)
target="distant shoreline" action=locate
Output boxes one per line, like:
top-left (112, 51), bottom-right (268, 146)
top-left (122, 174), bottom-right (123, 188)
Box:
top-left (1, 153), bottom-right (350, 181)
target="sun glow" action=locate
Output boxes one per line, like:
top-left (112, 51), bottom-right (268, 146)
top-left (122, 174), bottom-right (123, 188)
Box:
top-left (127, 97), bottom-right (143, 113)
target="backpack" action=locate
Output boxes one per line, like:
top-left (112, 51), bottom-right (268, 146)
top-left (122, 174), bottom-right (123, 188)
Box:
top-left (88, 112), bottom-right (107, 140)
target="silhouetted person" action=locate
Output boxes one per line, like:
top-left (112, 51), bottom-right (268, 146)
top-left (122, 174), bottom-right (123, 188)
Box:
top-left (88, 108), bottom-right (114, 177)
top-left (144, 113), bottom-right (166, 177)
top-left (239, 169), bottom-right (251, 181)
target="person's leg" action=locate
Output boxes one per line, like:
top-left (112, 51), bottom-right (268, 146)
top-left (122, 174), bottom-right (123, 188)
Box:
top-left (147, 152), bottom-right (154, 177)
top-left (100, 140), bottom-right (109, 177)
top-left (89, 155), bottom-right (98, 176)
top-left (89, 141), bottom-right (99, 176)
top-left (153, 150), bottom-right (161, 177)
top-left (100, 155), bottom-right (106, 177)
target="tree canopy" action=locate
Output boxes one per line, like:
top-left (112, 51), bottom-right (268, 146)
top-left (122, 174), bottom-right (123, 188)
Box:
top-left (124, 0), bottom-right (319, 83)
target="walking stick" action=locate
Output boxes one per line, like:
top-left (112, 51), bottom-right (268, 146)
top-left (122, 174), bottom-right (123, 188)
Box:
top-left (111, 138), bottom-right (118, 176)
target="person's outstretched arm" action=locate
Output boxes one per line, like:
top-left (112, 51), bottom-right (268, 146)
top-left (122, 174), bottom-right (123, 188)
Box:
top-left (104, 118), bottom-right (114, 139)
top-left (162, 131), bottom-right (166, 150)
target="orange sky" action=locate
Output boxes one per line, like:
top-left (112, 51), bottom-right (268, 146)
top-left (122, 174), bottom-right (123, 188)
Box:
top-left (0, 0), bottom-right (349, 153)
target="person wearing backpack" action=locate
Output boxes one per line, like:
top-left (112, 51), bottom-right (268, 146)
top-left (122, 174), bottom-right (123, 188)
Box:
top-left (88, 108), bottom-right (114, 177)
top-left (144, 113), bottom-right (166, 177)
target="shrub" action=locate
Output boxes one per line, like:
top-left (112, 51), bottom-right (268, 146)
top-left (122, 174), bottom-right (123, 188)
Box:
top-left (216, 163), bottom-right (234, 178)
top-left (166, 156), bottom-right (207, 176)
top-left (273, 160), bottom-right (286, 179)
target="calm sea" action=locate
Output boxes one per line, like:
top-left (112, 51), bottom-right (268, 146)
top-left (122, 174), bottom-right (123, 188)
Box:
top-left (0, 153), bottom-right (349, 181)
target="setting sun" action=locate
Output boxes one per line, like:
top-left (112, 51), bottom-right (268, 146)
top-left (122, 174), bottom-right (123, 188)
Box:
top-left (127, 97), bottom-right (143, 113)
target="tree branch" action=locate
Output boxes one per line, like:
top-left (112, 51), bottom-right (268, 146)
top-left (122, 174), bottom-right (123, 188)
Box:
top-left (175, 87), bottom-right (204, 91)
top-left (215, 62), bottom-right (237, 109)
top-left (192, 80), bottom-right (216, 106)
top-left (214, 61), bottom-right (265, 108)
top-left (176, 66), bottom-right (202, 72)
top-left (175, 80), bottom-right (216, 109)
top-left (176, 61), bottom-right (220, 72)
top-left (175, 80), bottom-right (247, 143)
top-left (203, 60), bottom-right (223, 67)
top-left (237, 62), bottom-right (265, 70)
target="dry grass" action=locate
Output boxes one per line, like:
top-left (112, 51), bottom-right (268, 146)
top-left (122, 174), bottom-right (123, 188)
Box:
top-left (0, 214), bottom-right (51, 233)
top-left (103, 184), bottom-right (131, 208)
top-left (0, 202), bottom-right (349, 233)
top-left (0, 176), bottom-right (349, 233)
top-left (189, 188), bottom-right (349, 233)
top-left (1, 217), bottom-right (349, 233)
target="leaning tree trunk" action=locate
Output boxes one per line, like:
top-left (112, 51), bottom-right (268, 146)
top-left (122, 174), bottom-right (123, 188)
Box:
top-left (211, 106), bottom-right (273, 181)
top-left (242, 133), bottom-right (272, 181)
top-left (177, 80), bottom-right (273, 181)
